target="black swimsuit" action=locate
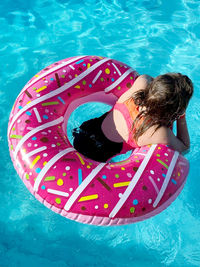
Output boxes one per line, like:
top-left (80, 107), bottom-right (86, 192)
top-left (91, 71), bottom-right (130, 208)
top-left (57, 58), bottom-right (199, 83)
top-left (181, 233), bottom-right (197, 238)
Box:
top-left (72, 112), bottom-right (123, 162)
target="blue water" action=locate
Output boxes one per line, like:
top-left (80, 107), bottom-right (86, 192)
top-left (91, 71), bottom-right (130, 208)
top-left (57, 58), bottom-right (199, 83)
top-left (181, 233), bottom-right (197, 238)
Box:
top-left (1, 0), bottom-right (200, 266)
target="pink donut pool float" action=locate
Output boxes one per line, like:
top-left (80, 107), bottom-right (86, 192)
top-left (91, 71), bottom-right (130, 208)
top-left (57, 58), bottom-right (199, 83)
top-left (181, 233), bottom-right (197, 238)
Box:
top-left (8, 56), bottom-right (189, 226)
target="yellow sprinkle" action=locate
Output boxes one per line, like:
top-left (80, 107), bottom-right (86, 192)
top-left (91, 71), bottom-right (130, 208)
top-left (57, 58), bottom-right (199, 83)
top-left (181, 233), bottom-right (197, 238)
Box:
top-left (87, 165), bottom-right (91, 169)
top-left (87, 63), bottom-right (91, 68)
top-left (35, 75), bottom-right (39, 77)
top-left (105, 68), bottom-right (110, 74)
top-left (30, 155), bottom-right (40, 169)
top-left (113, 182), bottom-right (130, 188)
top-left (78, 194), bottom-right (98, 202)
top-left (121, 167), bottom-right (125, 170)
top-left (26, 101), bottom-right (31, 105)
top-left (43, 161), bottom-right (47, 166)
top-left (36, 86), bottom-right (47, 93)
top-left (178, 172), bottom-right (180, 176)
top-left (75, 74), bottom-right (78, 77)
top-left (75, 152), bottom-right (85, 165)
top-left (104, 203), bottom-right (108, 209)
top-left (74, 85), bottom-right (80, 89)
top-left (57, 179), bottom-right (64, 186)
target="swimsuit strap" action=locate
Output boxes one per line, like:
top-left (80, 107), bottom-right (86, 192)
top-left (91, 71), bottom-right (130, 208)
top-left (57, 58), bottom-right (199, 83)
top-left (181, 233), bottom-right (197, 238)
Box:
top-left (113, 102), bottom-right (139, 148)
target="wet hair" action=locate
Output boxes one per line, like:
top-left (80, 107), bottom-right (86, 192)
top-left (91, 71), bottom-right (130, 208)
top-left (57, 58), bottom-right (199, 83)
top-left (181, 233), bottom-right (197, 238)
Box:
top-left (131, 73), bottom-right (194, 141)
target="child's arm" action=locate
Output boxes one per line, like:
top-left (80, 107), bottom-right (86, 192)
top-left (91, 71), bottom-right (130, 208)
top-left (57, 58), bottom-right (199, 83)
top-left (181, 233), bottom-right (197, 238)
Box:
top-left (176, 114), bottom-right (190, 151)
top-left (137, 115), bottom-right (190, 154)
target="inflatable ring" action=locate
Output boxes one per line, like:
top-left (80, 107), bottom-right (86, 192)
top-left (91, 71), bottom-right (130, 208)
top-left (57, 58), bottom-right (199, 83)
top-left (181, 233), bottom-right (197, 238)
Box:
top-left (8, 56), bottom-right (189, 226)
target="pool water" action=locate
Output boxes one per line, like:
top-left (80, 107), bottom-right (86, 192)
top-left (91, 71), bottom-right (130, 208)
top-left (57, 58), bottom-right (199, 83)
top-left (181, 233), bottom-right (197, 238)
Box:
top-left (1, 0), bottom-right (200, 266)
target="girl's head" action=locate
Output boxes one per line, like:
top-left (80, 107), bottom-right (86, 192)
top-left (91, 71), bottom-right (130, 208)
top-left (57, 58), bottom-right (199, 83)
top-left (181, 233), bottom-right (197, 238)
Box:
top-left (132, 73), bottom-right (194, 141)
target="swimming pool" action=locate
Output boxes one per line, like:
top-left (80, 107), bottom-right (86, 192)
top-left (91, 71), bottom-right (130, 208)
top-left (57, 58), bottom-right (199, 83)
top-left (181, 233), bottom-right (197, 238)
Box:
top-left (1, 0), bottom-right (200, 266)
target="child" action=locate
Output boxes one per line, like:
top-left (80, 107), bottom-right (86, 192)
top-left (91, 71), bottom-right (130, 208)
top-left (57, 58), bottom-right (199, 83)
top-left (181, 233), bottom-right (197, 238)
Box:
top-left (72, 73), bottom-right (194, 162)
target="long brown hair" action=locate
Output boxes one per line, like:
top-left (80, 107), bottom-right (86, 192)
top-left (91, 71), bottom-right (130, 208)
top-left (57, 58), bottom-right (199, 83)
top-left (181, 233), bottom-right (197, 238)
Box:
top-left (131, 73), bottom-right (194, 141)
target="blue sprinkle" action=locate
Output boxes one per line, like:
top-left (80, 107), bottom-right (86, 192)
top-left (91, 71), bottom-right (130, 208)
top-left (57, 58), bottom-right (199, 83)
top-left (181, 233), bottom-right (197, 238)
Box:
top-left (171, 179), bottom-right (177, 185)
top-left (78, 169), bottom-right (83, 185)
top-left (58, 96), bottom-right (65, 104)
top-left (133, 199), bottom-right (139, 205)
top-left (89, 84), bottom-right (92, 88)
top-left (43, 115), bottom-right (48, 119)
top-left (35, 168), bottom-right (41, 173)
top-left (41, 185), bottom-right (46, 190)
top-left (111, 78), bottom-right (115, 82)
top-left (76, 59), bottom-right (84, 64)
top-left (26, 111), bottom-right (32, 116)
top-left (50, 78), bottom-right (54, 81)
top-left (162, 173), bottom-right (166, 178)
top-left (102, 175), bottom-right (107, 179)
top-left (142, 150), bottom-right (146, 152)
top-left (18, 106), bottom-right (23, 109)
top-left (83, 63), bottom-right (86, 66)
top-left (32, 137), bottom-right (37, 140)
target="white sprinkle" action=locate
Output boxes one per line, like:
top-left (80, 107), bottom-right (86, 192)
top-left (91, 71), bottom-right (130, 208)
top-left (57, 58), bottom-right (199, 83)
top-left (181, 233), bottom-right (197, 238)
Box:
top-left (92, 70), bottom-right (102, 84)
top-left (112, 63), bottom-right (122, 76)
top-left (33, 107), bottom-right (42, 123)
top-left (43, 153), bottom-right (48, 157)
top-left (65, 166), bottom-right (70, 171)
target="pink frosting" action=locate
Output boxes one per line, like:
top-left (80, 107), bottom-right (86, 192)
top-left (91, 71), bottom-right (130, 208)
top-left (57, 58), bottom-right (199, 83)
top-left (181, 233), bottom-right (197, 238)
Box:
top-left (7, 55), bottom-right (189, 225)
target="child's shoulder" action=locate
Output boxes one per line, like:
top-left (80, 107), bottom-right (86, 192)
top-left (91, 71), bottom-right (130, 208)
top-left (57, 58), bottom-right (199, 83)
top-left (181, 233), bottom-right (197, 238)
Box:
top-left (117, 74), bottom-right (153, 103)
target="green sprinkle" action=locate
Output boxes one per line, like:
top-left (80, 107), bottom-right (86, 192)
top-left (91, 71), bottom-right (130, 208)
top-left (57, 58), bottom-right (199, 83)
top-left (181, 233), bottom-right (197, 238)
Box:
top-left (55, 198), bottom-right (61, 204)
top-left (130, 207), bottom-right (135, 213)
top-left (25, 173), bottom-right (29, 180)
top-left (44, 176), bottom-right (56, 181)
top-left (10, 134), bottom-right (23, 139)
